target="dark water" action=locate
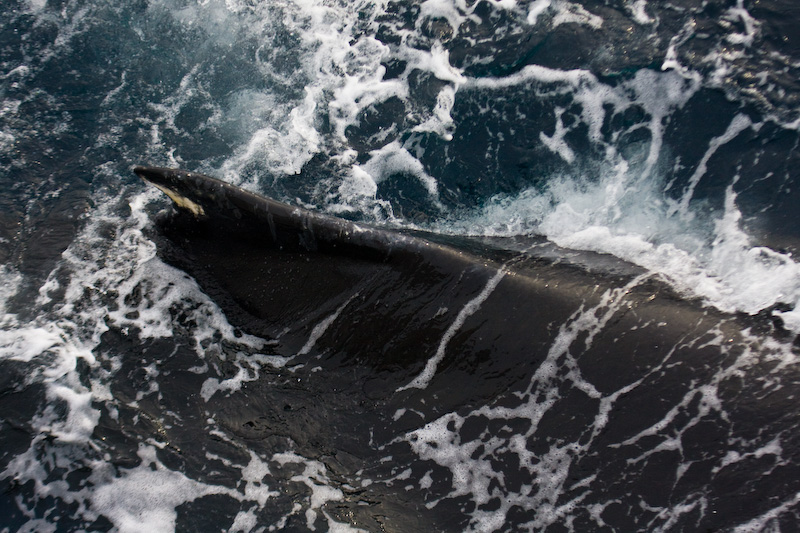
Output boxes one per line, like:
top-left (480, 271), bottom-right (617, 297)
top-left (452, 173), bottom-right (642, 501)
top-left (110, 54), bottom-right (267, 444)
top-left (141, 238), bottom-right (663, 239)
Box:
top-left (2, 0), bottom-right (800, 531)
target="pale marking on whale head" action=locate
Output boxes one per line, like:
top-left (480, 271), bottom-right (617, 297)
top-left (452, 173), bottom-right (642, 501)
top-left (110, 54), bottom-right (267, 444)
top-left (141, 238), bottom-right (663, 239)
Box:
top-left (145, 179), bottom-right (206, 217)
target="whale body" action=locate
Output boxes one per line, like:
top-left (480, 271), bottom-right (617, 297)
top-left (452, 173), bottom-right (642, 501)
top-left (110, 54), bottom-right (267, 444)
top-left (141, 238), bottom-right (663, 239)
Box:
top-left (136, 165), bottom-right (800, 531)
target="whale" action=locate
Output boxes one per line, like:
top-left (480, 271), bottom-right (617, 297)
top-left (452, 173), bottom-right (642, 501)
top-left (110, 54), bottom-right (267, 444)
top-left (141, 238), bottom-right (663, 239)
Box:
top-left (135, 165), bottom-right (800, 531)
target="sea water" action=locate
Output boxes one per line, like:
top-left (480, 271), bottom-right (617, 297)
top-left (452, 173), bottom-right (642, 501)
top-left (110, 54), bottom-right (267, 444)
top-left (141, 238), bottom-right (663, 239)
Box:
top-left (2, 0), bottom-right (800, 531)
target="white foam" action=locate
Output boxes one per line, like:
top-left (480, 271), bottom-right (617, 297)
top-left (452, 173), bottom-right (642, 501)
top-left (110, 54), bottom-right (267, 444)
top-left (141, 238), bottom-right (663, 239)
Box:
top-left (402, 275), bottom-right (709, 531)
top-left (403, 275), bottom-right (769, 531)
top-left (201, 348), bottom-right (293, 401)
top-left (35, 189), bottom-right (264, 356)
top-left (447, 169), bottom-right (800, 327)
top-left (527, 0), bottom-right (552, 25)
top-left (337, 166), bottom-right (379, 208)
top-left (398, 268), bottom-right (505, 391)
top-left (0, 313), bottom-right (102, 452)
top-left (670, 113), bottom-right (753, 218)
top-left (176, 0), bottom-right (419, 191)
top-left (418, 0), bottom-right (473, 37)
top-left (411, 72), bottom-right (460, 140)
top-left (0, 130), bottom-right (14, 152)
top-left (45, 384), bottom-right (101, 444)
top-left (89, 445), bottom-right (237, 532)
top-left (297, 291), bottom-right (360, 357)
top-left (731, 491), bottom-right (800, 533)
top-left (4, 436), bottom-right (267, 532)
top-left (437, 65), bottom-right (800, 328)
top-left (219, 95), bottom-right (322, 179)
top-left (200, 367), bottom-right (249, 402)
top-left (0, 325), bottom-right (61, 364)
top-left (25, 0), bottom-right (47, 12)
top-left (626, 0), bottom-right (653, 25)
top-left (334, 139), bottom-right (448, 219)
top-left (229, 509), bottom-right (259, 533)
top-left (722, 0), bottom-right (760, 48)
top-left (241, 451), bottom-right (279, 506)
top-left (272, 452), bottom-right (364, 532)
top-left (539, 107), bottom-right (575, 163)
top-left (551, 1), bottom-right (603, 29)
top-left (357, 140), bottom-right (441, 200)
top-left (0, 174), bottom-right (301, 527)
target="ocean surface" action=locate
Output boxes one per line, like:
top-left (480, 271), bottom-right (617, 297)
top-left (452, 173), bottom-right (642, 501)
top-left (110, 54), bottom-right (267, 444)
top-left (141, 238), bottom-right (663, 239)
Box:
top-left (2, 0), bottom-right (800, 531)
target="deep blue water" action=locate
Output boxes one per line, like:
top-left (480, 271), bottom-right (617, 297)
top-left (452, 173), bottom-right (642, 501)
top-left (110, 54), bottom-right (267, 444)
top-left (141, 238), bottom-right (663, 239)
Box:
top-left (2, 1), bottom-right (800, 531)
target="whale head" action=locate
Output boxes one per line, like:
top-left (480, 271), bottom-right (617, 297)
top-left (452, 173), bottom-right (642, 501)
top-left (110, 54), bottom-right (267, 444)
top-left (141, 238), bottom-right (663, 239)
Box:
top-left (134, 166), bottom-right (208, 217)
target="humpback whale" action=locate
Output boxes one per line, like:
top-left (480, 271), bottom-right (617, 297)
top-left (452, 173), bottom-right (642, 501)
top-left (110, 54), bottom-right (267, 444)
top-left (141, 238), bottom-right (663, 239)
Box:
top-left (136, 166), bottom-right (800, 531)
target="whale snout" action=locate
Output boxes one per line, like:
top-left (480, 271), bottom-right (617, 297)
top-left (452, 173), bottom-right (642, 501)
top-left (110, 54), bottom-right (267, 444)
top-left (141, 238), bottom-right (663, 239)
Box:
top-left (135, 166), bottom-right (207, 217)
top-left (134, 165), bottom-right (175, 186)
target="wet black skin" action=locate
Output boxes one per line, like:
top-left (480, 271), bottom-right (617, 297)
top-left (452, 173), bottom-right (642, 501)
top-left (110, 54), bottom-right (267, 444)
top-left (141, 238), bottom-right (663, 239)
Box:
top-left (136, 166), bottom-right (800, 532)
